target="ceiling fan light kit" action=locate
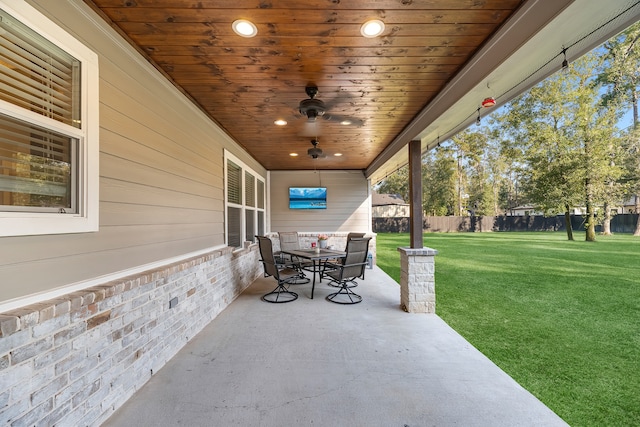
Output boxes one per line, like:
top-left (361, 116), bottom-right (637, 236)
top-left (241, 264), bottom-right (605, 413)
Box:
top-left (308, 139), bottom-right (325, 159)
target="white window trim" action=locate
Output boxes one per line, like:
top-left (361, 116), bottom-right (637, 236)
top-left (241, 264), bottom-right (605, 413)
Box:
top-left (0, 1), bottom-right (99, 237)
top-left (224, 150), bottom-right (265, 247)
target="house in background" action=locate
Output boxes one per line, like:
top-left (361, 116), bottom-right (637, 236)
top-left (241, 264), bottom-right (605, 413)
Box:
top-left (510, 197), bottom-right (639, 217)
top-left (510, 205), bottom-right (545, 216)
top-left (621, 196), bottom-right (639, 214)
top-left (372, 192), bottom-right (410, 218)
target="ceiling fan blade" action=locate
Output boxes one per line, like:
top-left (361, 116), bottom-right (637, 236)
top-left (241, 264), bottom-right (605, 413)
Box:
top-left (322, 113), bottom-right (364, 127)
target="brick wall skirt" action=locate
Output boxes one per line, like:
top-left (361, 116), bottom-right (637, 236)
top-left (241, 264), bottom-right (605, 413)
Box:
top-left (0, 245), bottom-right (261, 426)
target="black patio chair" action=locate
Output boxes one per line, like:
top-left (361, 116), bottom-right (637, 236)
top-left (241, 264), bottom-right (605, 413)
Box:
top-left (277, 231), bottom-right (311, 283)
top-left (322, 232), bottom-right (367, 283)
top-left (257, 236), bottom-right (299, 303)
top-left (325, 237), bottom-right (371, 304)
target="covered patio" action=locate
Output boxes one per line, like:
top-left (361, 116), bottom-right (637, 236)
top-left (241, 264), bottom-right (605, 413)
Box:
top-left (103, 266), bottom-right (567, 426)
top-left (1, 1), bottom-right (638, 425)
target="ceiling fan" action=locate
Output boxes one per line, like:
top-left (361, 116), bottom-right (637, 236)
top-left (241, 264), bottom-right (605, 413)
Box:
top-left (297, 86), bottom-right (363, 126)
top-left (307, 139), bottom-right (326, 159)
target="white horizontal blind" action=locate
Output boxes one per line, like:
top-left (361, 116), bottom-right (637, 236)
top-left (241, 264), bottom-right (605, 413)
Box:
top-left (227, 160), bottom-right (241, 205)
top-left (245, 171), bottom-right (255, 207)
top-left (0, 9), bottom-right (80, 128)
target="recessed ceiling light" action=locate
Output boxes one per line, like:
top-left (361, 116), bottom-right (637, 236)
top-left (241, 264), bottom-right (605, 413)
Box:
top-left (289, 153), bottom-right (298, 157)
top-left (361, 20), bottom-right (385, 38)
top-left (340, 120), bottom-right (352, 126)
top-left (232, 19), bottom-right (257, 37)
top-left (334, 153), bottom-right (343, 157)
top-left (274, 119), bottom-right (287, 126)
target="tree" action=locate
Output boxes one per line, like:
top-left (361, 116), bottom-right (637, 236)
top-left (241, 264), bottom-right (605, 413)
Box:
top-left (376, 165), bottom-right (410, 203)
top-left (450, 130), bottom-right (489, 216)
top-left (500, 68), bottom-right (583, 240)
top-left (423, 147), bottom-right (457, 215)
top-left (570, 54), bottom-right (625, 241)
top-left (599, 22), bottom-right (640, 235)
top-left (499, 51), bottom-right (626, 241)
top-left (621, 127), bottom-right (640, 234)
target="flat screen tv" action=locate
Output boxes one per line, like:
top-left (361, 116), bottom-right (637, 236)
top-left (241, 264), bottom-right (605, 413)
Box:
top-left (289, 187), bottom-right (327, 209)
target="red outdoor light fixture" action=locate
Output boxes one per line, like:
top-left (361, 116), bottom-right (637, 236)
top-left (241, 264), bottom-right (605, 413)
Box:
top-left (482, 97), bottom-right (496, 108)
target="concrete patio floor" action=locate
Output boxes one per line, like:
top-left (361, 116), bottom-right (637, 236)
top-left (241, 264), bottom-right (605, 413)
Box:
top-left (103, 266), bottom-right (568, 426)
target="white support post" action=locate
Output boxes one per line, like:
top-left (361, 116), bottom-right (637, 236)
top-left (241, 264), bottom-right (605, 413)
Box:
top-left (398, 247), bottom-right (438, 313)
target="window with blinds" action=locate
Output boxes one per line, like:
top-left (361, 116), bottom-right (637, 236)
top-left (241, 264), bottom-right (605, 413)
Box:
top-left (224, 151), bottom-right (265, 248)
top-left (0, 4), bottom-right (97, 228)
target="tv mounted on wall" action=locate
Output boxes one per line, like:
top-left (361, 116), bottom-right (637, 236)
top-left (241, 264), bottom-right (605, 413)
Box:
top-left (289, 187), bottom-right (327, 209)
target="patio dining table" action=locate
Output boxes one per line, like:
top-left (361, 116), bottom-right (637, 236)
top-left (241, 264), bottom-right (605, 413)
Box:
top-left (279, 248), bottom-right (346, 299)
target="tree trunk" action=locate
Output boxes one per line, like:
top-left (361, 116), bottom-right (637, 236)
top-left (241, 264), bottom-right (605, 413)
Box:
top-left (633, 91), bottom-right (639, 236)
top-left (585, 179), bottom-right (596, 242)
top-left (602, 201), bottom-right (612, 235)
top-left (564, 204), bottom-right (574, 241)
top-left (634, 194), bottom-right (640, 236)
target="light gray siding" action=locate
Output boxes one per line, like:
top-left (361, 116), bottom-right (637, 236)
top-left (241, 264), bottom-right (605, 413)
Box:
top-left (270, 171), bottom-right (371, 233)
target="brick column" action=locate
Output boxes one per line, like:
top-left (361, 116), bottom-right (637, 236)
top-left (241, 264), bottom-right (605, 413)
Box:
top-left (398, 247), bottom-right (438, 313)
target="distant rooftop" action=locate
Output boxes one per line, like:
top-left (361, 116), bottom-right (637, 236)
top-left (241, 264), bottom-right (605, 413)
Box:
top-left (372, 192), bottom-right (407, 206)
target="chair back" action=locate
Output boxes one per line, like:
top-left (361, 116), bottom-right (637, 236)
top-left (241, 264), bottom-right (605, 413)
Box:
top-left (257, 236), bottom-right (279, 278)
top-left (341, 237), bottom-right (371, 279)
top-left (344, 232), bottom-right (366, 250)
top-left (278, 231), bottom-right (300, 251)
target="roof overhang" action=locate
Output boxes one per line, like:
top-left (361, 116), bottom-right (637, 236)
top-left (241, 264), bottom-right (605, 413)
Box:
top-left (366, 0), bottom-right (640, 185)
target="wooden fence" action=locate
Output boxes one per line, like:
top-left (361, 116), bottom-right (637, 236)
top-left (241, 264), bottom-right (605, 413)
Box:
top-left (373, 214), bottom-right (639, 233)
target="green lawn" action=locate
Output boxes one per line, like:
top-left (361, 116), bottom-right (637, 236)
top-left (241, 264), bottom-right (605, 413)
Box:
top-left (376, 232), bottom-right (640, 427)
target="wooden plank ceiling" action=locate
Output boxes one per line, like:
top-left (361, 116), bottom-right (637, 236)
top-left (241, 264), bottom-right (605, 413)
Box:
top-left (84, 0), bottom-right (522, 171)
